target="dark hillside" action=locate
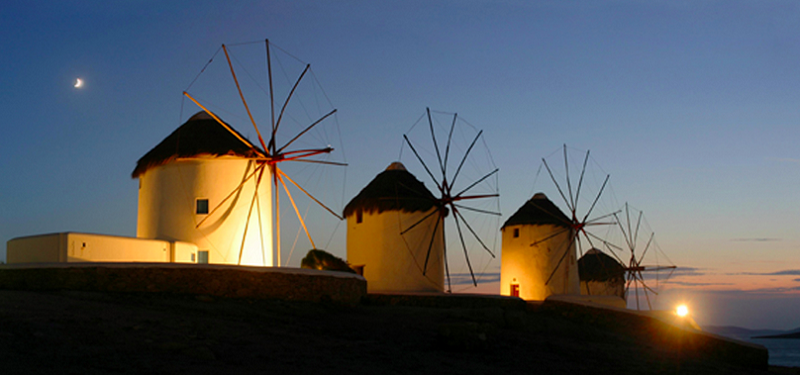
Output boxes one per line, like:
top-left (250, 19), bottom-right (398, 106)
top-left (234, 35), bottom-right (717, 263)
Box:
top-left (0, 290), bottom-right (778, 374)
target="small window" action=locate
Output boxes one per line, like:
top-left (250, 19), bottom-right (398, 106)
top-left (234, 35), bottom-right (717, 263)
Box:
top-left (513, 228), bottom-right (519, 238)
top-left (196, 198), bottom-right (209, 215)
top-left (198, 250), bottom-right (209, 264)
top-left (356, 208), bottom-right (363, 224)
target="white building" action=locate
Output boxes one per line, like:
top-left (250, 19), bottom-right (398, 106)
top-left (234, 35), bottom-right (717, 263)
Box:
top-left (344, 162), bottom-right (445, 293)
top-left (500, 193), bottom-right (580, 300)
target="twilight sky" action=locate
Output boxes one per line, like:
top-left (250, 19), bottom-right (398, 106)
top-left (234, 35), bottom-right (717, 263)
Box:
top-left (2, 1), bottom-right (799, 329)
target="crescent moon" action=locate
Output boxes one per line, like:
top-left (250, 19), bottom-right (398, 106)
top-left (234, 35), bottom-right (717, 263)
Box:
top-left (74, 78), bottom-right (83, 88)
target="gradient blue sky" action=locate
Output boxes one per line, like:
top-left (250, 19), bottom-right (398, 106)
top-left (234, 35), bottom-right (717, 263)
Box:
top-left (2, 1), bottom-right (799, 329)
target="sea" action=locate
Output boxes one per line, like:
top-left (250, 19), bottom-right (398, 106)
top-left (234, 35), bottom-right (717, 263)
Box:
top-left (748, 339), bottom-right (800, 368)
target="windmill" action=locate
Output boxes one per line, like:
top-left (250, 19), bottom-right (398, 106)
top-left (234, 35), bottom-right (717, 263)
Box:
top-left (140, 39), bottom-right (345, 267)
top-left (611, 203), bottom-right (677, 310)
top-left (501, 145), bottom-right (620, 300)
top-left (538, 145), bottom-right (620, 286)
top-left (398, 108), bottom-right (501, 292)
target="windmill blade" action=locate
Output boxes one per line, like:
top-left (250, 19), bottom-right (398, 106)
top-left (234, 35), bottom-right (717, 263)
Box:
top-left (614, 212), bottom-right (633, 250)
top-left (585, 210), bottom-right (621, 225)
top-left (399, 206), bottom-right (440, 235)
top-left (255, 180), bottom-right (267, 266)
top-left (272, 166), bottom-right (282, 266)
top-left (452, 203), bottom-right (501, 216)
top-left (637, 265), bottom-right (678, 272)
top-left (222, 44), bottom-right (269, 153)
top-left (564, 145), bottom-right (575, 212)
top-left (640, 270), bottom-right (654, 310)
top-left (276, 170), bottom-right (315, 249)
top-left (574, 149), bottom-right (590, 211)
top-left (453, 208), bottom-right (496, 258)
top-left (454, 168), bottom-right (499, 198)
top-left (443, 112), bottom-right (457, 175)
top-left (422, 214), bottom-right (442, 275)
top-left (292, 159), bottom-right (348, 167)
top-left (237, 167), bottom-right (265, 265)
top-left (403, 134), bottom-right (442, 191)
top-left (182, 92), bottom-right (266, 157)
top-left (626, 204), bottom-right (634, 251)
top-left (544, 233), bottom-right (578, 286)
top-left (585, 231), bottom-right (626, 264)
top-left (542, 158), bottom-right (573, 213)
top-left (277, 168), bottom-right (343, 220)
top-left (277, 108), bottom-right (337, 154)
top-left (273, 63), bottom-right (311, 149)
top-left (443, 222), bottom-right (451, 293)
top-left (581, 173), bottom-right (610, 223)
top-left (634, 207), bottom-right (643, 247)
top-left (450, 130), bottom-right (483, 189)
top-left (196, 164), bottom-right (264, 228)
top-left (639, 232), bottom-right (655, 261)
top-left (452, 207), bottom-right (477, 287)
top-left (265, 39), bottom-right (276, 136)
top-left (426, 108), bottom-right (446, 178)
top-left (280, 147), bottom-right (334, 160)
top-left (530, 227), bottom-right (571, 247)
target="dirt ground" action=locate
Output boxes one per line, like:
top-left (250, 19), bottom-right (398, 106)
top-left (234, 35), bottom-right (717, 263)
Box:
top-left (0, 290), bottom-right (791, 374)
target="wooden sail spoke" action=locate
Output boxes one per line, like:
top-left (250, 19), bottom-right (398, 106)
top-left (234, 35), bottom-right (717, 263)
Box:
top-left (403, 134), bottom-right (442, 191)
top-left (277, 109), bottom-right (337, 154)
top-left (183, 92), bottom-right (266, 157)
top-left (274, 64), bottom-right (311, 147)
top-left (222, 44), bottom-right (268, 153)
top-left (453, 207), bottom-right (496, 258)
top-left (426, 108), bottom-right (446, 178)
top-left (277, 168), bottom-right (343, 220)
top-left (453, 210), bottom-right (477, 287)
top-left (276, 170), bottom-right (315, 249)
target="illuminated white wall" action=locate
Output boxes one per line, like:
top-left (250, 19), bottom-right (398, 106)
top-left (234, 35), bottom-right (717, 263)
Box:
top-left (137, 156), bottom-right (273, 266)
top-left (500, 223), bottom-right (580, 300)
top-left (346, 208), bottom-right (444, 293)
top-left (6, 232), bottom-right (197, 264)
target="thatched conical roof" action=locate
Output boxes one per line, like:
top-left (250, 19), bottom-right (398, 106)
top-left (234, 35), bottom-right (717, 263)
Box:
top-left (502, 193), bottom-right (571, 229)
top-left (343, 162), bottom-right (438, 217)
top-left (578, 248), bottom-right (625, 282)
top-left (132, 112), bottom-right (262, 178)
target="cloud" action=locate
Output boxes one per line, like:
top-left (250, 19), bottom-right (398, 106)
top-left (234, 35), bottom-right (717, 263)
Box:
top-left (734, 270), bottom-right (800, 276)
top-left (664, 280), bottom-right (734, 287)
top-left (670, 267), bottom-right (707, 276)
top-left (449, 272), bottom-right (500, 286)
top-left (730, 238), bottom-right (782, 242)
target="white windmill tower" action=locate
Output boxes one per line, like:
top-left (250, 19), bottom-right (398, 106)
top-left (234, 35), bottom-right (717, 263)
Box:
top-left (134, 40), bottom-right (345, 267)
top-left (364, 108), bottom-right (500, 293)
top-left (501, 145), bottom-right (619, 300)
top-left (133, 111), bottom-right (273, 265)
top-left (577, 248), bottom-right (626, 300)
top-left (500, 193), bottom-right (578, 300)
top-left (345, 162), bottom-right (445, 292)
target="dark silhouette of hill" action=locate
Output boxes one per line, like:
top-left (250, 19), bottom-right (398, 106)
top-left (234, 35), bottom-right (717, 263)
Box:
top-left (0, 290), bottom-right (780, 374)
